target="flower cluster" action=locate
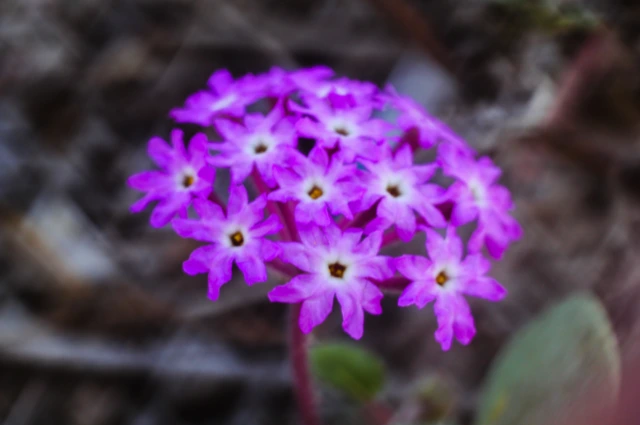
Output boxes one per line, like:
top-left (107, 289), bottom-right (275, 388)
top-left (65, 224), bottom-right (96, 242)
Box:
top-left (128, 67), bottom-right (522, 350)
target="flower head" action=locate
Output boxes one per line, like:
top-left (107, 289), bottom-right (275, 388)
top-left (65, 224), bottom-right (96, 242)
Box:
top-left (269, 223), bottom-right (393, 339)
top-left (172, 186), bottom-right (282, 300)
top-left (357, 145), bottom-right (447, 241)
top-left (440, 145), bottom-right (522, 259)
top-left (269, 147), bottom-right (365, 226)
top-left (291, 95), bottom-right (391, 163)
top-left (395, 227), bottom-right (507, 350)
top-left (209, 104), bottom-right (298, 187)
top-left (170, 70), bottom-right (260, 126)
top-left (128, 130), bottom-right (214, 227)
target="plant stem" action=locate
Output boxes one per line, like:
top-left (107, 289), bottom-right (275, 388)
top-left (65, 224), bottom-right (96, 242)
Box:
top-left (290, 303), bottom-right (320, 425)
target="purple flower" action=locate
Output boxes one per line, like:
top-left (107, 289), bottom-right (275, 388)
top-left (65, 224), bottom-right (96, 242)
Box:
top-left (357, 145), bottom-right (447, 241)
top-left (395, 227), bottom-right (507, 350)
top-left (209, 104), bottom-right (298, 187)
top-left (439, 145), bottom-right (522, 259)
top-left (172, 185), bottom-right (282, 301)
top-left (291, 71), bottom-right (378, 107)
top-left (170, 69), bottom-right (259, 126)
top-left (291, 95), bottom-right (391, 163)
top-left (268, 147), bottom-right (365, 226)
top-left (128, 130), bottom-right (214, 228)
top-left (269, 224), bottom-right (393, 339)
top-left (385, 86), bottom-right (471, 151)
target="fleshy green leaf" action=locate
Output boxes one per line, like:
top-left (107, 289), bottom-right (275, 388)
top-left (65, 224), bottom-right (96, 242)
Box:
top-left (310, 342), bottom-right (385, 402)
top-left (476, 292), bottom-right (621, 425)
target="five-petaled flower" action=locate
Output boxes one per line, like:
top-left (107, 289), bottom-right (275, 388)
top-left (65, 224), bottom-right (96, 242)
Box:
top-left (269, 224), bottom-right (393, 339)
top-left (128, 129), bottom-right (215, 228)
top-left (172, 185), bottom-right (282, 301)
top-left (268, 146), bottom-right (365, 226)
top-left (439, 144), bottom-right (523, 259)
top-left (395, 227), bottom-right (507, 350)
top-left (357, 144), bottom-right (447, 242)
top-left (209, 103), bottom-right (298, 187)
top-left (291, 94), bottom-right (391, 163)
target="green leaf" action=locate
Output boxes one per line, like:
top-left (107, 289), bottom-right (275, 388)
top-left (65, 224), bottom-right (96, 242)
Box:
top-left (310, 342), bottom-right (385, 402)
top-left (476, 292), bottom-right (621, 425)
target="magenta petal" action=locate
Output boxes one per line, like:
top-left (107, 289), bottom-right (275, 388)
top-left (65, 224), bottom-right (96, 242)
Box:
top-left (147, 137), bottom-right (174, 169)
top-left (461, 277), bottom-right (507, 301)
top-left (183, 245), bottom-right (223, 275)
top-left (214, 118), bottom-right (246, 140)
top-left (192, 198), bottom-right (225, 221)
top-left (150, 192), bottom-right (190, 228)
top-left (273, 165), bottom-right (302, 188)
top-left (299, 290), bottom-right (335, 333)
top-left (279, 242), bottom-right (314, 272)
top-left (433, 294), bottom-right (455, 351)
top-left (308, 145), bottom-right (329, 169)
top-left (227, 185), bottom-right (249, 215)
top-left (230, 161), bottom-right (254, 185)
top-left (336, 289), bottom-right (365, 340)
top-left (452, 297), bottom-right (476, 345)
top-left (357, 256), bottom-right (394, 281)
top-left (236, 255), bottom-right (268, 285)
top-left (269, 274), bottom-right (320, 303)
top-left (259, 239), bottom-right (281, 262)
top-left (364, 217), bottom-right (391, 235)
top-left (251, 214), bottom-right (282, 238)
top-left (394, 144), bottom-right (413, 168)
top-left (130, 193), bottom-right (159, 213)
top-left (397, 281), bottom-right (419, 307)
top-left (451, 201), bottom-right (478, 226)
top-left (355, 231), bottom-right (383, 257)
top-left (127, 171), bottom-right (171, 191)
top-left (395, 255), bottom-right (431, 281)
top-left (208, 69), bottom-right (233, 93)
top-left (295, 202), bottom-right (330, 226)
top-left (394, 206), bottom-right (417, 242)
top-left (172, 219), bottom-right (214, 242)
top-left (360, 281), bottom-right (384, 315)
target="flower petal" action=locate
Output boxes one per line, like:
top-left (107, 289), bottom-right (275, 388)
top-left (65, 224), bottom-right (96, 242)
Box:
top-left (150, 192), bottom-right (190, 228)
top-left (236, 254), bottom-right (268, 285)
top-left (336, 289), bottom-right (365, 340)
top-left (127, 171), bottom-right (171, 191)
top-left (299, 290), bottom-right (335, 333)
top-left (227, 185), bottom-right (249, 216)
top-left (172, 219), bottom-right (215, 242)
top-left (395, 255), bottom-right (431, 281)
top-left (269, 274), bottom-right (321, 303)
top-left (147, 137), bottom-right (173, 169)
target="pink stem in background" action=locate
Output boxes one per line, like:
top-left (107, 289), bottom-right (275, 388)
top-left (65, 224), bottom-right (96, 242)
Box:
top-left (340, 202), bottom-right (379, 230)
top-left (250, 168), bottom-right (293, 241)
top-left (381, 229), bottom-right (401, 248)
top-left (267, 259), bottom-right (298, 278)
top-left (260, 192), bottom-right (319, 425)
top-left (290, 303), bottom-right (321, 425)
top-left (373, 276), bottom-right (411, 293)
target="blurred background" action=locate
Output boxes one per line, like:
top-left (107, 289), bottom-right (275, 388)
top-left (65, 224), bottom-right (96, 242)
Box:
top-left (2, 0), bottom-right (640, 424)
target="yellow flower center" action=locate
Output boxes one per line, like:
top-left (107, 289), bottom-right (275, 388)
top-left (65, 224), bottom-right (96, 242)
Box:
top-left (328, 262), bottom-right (347, 279)
top-left (229, 231), bottom-right (244, 247)
top-left (307, 185), bottom-right (324, 200)
top-left (386, 185), bottom-right (402, 198)
top-left (435, 271), bottom-right (449, 287)
top-left (182, 174), bottom-right (195, 188)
